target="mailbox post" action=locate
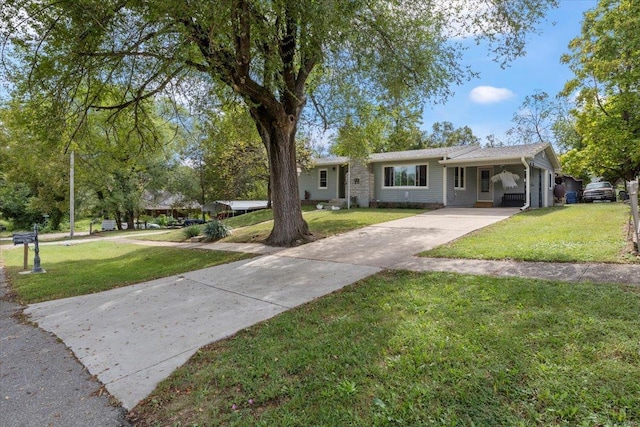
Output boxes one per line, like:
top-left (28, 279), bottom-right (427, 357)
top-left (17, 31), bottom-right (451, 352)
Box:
top-left (12, 231), bottom-right (35, 270)
top-left (32, 224), bottom-right (43, 273)
top-left (12, 225), bottom-right (45, 273)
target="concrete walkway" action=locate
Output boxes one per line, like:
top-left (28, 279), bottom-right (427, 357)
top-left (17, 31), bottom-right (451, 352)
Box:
top-left (14, 207), bottom-right (640, 414)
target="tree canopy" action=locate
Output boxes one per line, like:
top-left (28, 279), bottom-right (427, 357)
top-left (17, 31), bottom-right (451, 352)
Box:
top-left (425, 121), bottom-right (480, 148)
top-left (0, 94), bottom-right (178, 230)
top-left (506, 91), bottom-right (556, 145)
top-left (560, 0), bottom-right (640, 182)
top-left (2, 0), bottom-right (558, 245)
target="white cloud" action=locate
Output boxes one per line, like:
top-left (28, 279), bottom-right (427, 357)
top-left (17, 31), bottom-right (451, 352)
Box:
top-left (469, 86), bottom-right (515, 104)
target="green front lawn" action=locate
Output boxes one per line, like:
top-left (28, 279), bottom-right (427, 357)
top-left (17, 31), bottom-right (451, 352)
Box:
top-left (223, 208), bottom-right (424, 243)
top-left (1, 242), bottom-right (252, 304)
top-left (137, 208), bottom-right (425, 244)
top-left (424, 204), bottom-right (634, 263)
top-left (130, 271), bottom-right (640, 426)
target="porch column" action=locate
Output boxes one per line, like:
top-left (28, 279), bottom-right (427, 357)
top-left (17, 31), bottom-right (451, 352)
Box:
top-left (521, 157), bottom-right (531, 210)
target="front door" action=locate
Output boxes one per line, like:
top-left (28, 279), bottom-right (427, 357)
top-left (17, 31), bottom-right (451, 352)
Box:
top-left (477, 167), bottom-right (493, 202)
top-left (338, 165), bottom-right (347, 198)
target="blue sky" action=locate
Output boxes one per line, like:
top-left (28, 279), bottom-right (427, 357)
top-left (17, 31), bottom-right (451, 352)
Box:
top-left (421, 0), bottom-right (597, 143)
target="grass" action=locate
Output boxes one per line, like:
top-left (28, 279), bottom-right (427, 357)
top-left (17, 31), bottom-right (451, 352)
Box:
top-left (223, 208), bottom-right (424, 243)
top-left (130, 271), bottom-right (640, 426)
top-left (1, 241), bottom-right (252, 304)
top-left (223, 209), bottom-right (277, 228)
top-left (135, 208), bottom-right (424, 244)
top-left (137, 210), bottom-right (281, 243)
top-left (424, 203), bottom-right (634, 263)
top-left (4, 204), bottom-right (638, 425)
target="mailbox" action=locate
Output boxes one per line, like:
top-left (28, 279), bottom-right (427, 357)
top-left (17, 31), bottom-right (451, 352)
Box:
top-left (12, 232), bottom-right (36, 245)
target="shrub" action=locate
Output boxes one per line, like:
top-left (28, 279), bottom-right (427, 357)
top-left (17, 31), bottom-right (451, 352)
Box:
top-left (203, 220), bottom-right (231, 242)
top-left (182, 225), bottom-right (202, 239)
top-left (155, 215), bottom-right (170, 227)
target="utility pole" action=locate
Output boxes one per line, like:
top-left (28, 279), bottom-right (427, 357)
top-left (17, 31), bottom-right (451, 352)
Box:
top-left (70, 150), bottom-right (75, 239)
top-left (347, 158), bottom-right (351, 210)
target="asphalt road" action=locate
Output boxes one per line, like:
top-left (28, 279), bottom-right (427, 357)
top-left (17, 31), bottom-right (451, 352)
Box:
top-left (0, 266), bottom-right (130, 427)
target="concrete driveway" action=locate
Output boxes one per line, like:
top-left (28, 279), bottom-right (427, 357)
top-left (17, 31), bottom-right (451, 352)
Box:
top-left (278, 207), bottom-right (520, 268)
top-left (23, 207), bottom-right (519, 410)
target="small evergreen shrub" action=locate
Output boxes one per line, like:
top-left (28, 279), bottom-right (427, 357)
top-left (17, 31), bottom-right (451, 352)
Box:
top-left (183, 225), bottom-right (202, 239)
top-left (203, 220), bottom-right (231, 242)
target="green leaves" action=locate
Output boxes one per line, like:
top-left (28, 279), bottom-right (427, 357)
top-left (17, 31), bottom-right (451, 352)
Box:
top-left (2, 0), bottom-right (559, 245)
top-left (560, 0), bottom-right (640, 181)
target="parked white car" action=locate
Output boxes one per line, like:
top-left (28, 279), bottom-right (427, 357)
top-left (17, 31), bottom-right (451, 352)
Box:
top-left (582, 181), bottom-right (616, 203)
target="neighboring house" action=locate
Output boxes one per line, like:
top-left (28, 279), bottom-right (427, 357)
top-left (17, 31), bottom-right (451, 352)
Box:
top-left (298, 142), bottom-right (561, 209)
top-left (143, 192), bottom-right (202, 218)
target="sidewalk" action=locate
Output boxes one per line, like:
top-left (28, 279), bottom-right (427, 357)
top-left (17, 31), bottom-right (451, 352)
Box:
top-left (397, 257), bottom-right (640, 285)
top-left (6, 207), bottom-right (640, 420)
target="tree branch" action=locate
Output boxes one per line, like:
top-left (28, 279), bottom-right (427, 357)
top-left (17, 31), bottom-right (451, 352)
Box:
top-left (232, 0), bottom-right (251, 76)
top-left (88, 65), bottom-right (186, 110)
top-left (279, 7), bottom-right (297, 98)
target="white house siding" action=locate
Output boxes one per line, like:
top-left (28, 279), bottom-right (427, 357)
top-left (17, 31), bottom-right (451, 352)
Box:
top-left (371, 160), bottom-right (445, 204)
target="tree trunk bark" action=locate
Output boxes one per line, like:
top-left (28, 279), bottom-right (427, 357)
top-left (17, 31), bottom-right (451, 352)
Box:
top-left (126, 209), bottom-right (135, 230)
top-left (115, 210), bottom-right (123, 230)
top-left (252, 109), bottom-right (309, 246)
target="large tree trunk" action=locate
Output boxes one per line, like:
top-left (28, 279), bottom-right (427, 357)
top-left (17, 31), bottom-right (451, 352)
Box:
top-left (252, 108), bottom-right (309, 246)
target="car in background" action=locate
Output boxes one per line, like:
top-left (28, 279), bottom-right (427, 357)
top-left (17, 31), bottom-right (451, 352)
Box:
top-left (135, 222), bottom-right (161, 229)
top-left (582, 181), bottom-right (616, 202)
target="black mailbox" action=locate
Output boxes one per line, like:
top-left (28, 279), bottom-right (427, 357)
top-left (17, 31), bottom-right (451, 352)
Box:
top-left (12, 232), bottom-right (36, 245)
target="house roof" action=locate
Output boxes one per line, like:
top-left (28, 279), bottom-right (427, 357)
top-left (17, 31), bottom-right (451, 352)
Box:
top-left (311, 143), bottom-right (561, 170)
top-left (312, 146), bottom-right (475, 166)
top-left (143, 192), bottom-right (202, 210)
top-left (440, 142), bottom-right (561, 170)
top-left (313, 156), bottom-right (349, 166)
top-left (204, 200), bottom-right (269, 212)
top-left (368, 146), bottom-right (476, 162)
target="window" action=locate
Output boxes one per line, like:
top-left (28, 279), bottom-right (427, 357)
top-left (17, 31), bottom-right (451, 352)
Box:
top-left (480, 169), bottom-right (490, 193)
top-left (383, 164), bottom-right (428, 188)
top-left (454, 167), bottom-right (465, 190)
top-left (318, 169), bottom-right (328, 189)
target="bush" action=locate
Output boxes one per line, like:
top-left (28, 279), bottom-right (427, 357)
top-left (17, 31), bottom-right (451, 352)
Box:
top-left (203, 220), bottom-right (231, 242)
top-left (155, 215), bottom-right (170, 227)
top-left (182, 225), bottom-right (202, 239)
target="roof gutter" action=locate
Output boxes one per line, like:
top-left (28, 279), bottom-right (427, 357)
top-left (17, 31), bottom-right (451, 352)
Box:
top-left (521, 157), bottom-right (530, 211)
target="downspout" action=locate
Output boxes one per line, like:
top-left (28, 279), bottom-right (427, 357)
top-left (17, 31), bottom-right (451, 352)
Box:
top-left (521, 157), bottom-right (530, 210)
top-left (442, 164), bottom-right (447, 207)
